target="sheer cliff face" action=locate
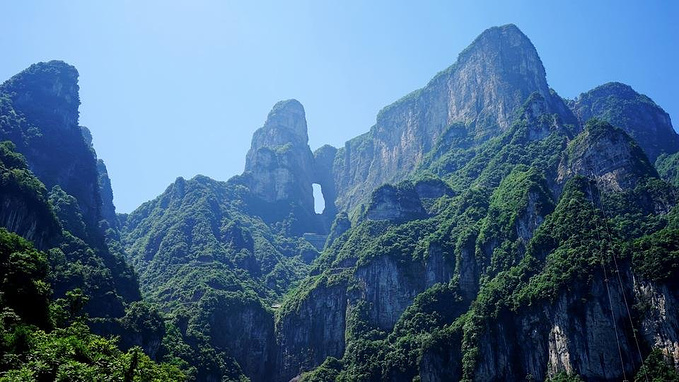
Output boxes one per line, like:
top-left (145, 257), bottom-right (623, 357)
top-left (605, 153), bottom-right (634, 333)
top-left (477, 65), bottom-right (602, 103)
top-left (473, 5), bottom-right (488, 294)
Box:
top-left (332, 24), bottom-right (570, 211)
top-left (0, 61), bottom-right (102, 235)
top-left (244, 100), bottom-right (319, 228)
top-left (0, 61), bottom-right (144, 320)
top-left (572, 82), bottom-right (679, 162)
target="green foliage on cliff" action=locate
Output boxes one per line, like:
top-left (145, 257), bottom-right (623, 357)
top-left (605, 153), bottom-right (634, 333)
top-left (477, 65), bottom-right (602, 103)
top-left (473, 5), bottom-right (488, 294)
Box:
top-left (121, 175), bottom-right (314, 380)
top-left (290, 107), bottom-right (679, 381)
top-left (424, 93), bottom-right (573, 192)
top-left (632, 209), bottom-right (679, 283)
top-left (572, 82), bottom-right (679, 162)
top-left (1, 322), bottom-right (184, 381)
top-left (656, 152), bottom-right (679, 187)
top-left (0, 114), bottom-right (179, 378)
top-left (635, 349), bottom-right (679, 382)
top-left (2, 46), bottom-right (677, 382)
top-left (0, 228), bottom-right (183, 381)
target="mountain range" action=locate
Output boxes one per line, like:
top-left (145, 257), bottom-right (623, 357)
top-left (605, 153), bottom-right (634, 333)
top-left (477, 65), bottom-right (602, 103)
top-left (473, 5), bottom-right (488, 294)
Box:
top-left (1, 24), bottom-right (679, 381)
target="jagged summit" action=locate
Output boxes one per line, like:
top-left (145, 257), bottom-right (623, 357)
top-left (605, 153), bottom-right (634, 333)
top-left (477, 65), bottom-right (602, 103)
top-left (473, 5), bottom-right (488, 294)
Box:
top-left (264, 98), bottom-right (307, 140)
top-left (243, 99), bottom-right (329, 234)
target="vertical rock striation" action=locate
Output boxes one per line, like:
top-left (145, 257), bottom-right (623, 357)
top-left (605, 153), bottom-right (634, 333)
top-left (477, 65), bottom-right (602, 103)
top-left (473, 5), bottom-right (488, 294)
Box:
top-left (330, 24), bottom-right (576, 211)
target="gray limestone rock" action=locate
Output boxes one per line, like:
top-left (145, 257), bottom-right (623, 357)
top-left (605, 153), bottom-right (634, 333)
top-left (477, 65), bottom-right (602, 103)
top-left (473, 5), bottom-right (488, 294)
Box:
top-left (332, 24), bottom-right (569, 211)
top-left (557, 120), bottom-right (658, 192)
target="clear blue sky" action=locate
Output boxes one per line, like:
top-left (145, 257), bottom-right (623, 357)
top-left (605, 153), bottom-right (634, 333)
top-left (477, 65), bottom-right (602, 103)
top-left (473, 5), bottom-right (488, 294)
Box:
top-left (1, 1), bottom-right (677, 213)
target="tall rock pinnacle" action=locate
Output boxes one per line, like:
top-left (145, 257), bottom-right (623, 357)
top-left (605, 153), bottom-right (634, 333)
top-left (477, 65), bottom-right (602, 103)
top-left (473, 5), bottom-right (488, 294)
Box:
top-left (244, 100), bottom-right (320, 233)
top-left (0, 60), bottom-right (81, 130)
top-left (443, 23), bottom-right (551, 132)
top-left (245, 99), bottom-right (309, 160)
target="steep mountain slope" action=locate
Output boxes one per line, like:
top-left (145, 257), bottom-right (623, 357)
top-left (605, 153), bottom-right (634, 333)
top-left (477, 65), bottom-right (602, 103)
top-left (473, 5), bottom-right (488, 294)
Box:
top-left (0, 140), bottom-right (182, 379)
top-left (243, 99), bottom-right (328, 234)
top-left (121, 174), bottom-right (313, 381)
top-left (0, 62), bottom-right (101, 233)
top-left (327, 24), bottom-right (577, 211)
top-left (0, 61), bottom-right (189, 379)
top-left (0, 61), bottom-right (141, 316)
top-left (279, 114), bottom-right (676, 382)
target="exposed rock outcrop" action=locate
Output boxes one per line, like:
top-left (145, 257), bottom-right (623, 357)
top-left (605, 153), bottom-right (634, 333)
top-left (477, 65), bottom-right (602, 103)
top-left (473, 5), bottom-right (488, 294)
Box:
top-left (354, 249), bottom-right (454, 331)
top-left (365, 182), bottom-right (427, 222)
top-left (245, 99), bottom-right (315, 206)
top-left (331, 24), bottom-right (576, 211)
top-left (97, 159), bottom-right (119, 232)
top-left (276, 281), bottom-right (348, 381)
top-left (244, 100), bottom-right (336, 234)
top-left (557, 120), bottom-right (658, 192)
top-left (636, 281), bottom-right (679, 366)
top-left (203, 296), bottom-right (277, 382)
top-left (313, 144), bottom-right (339, 220)
top-left (471, 273), bottom-right (639, 381)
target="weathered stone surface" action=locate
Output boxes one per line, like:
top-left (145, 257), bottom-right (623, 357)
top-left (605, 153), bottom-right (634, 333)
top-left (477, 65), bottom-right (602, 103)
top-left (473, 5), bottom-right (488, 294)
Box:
top-left (244, 100), bottom-right (336, 234)
top-left (354, 250), bottom-right (454, 331)
top-left (557, 121), bottom-right (658, 192)
top-left (205, 298), bottom-right (277, 382)
top-left (469, 273), bottom-right (638, 381)
top-left (276, 283), bottom-right (348, 381)
top-left (313, 144), bottom-right (339, 220)
top-left (365, 183), bottom-right (426, 222)
top-left (636, 281), bottom-right (679, 367)
top-left (245, 99), bottom-right (315, 207)
top-left (97, 159), bottom-right (119, 231)
top-left (331, 24), bottom-right (574, 211)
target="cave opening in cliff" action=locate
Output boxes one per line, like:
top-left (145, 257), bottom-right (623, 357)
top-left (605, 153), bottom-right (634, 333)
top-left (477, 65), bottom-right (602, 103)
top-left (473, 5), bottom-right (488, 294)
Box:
top-left (312, 183), bottom-right (325, 214)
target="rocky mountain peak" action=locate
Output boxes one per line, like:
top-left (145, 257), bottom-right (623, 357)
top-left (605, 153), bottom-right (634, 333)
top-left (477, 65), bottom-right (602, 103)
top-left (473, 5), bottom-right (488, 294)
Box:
top-left (0, 60), bottom-right (80, 129)
top-left (332, 24), bottom-right (564, 212)
top-left (571, 82), bottom-right (679, 162)
top-left (248, 99), bottom-right (308, 153)
top-left (450, 23), bottom-right (551, 130)
top-left (459, 24), bottom-right (546, 81)
top-left (0, 61), bottom-right (104, 238)
top-left (243, 100), bottom-right (326, 234)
